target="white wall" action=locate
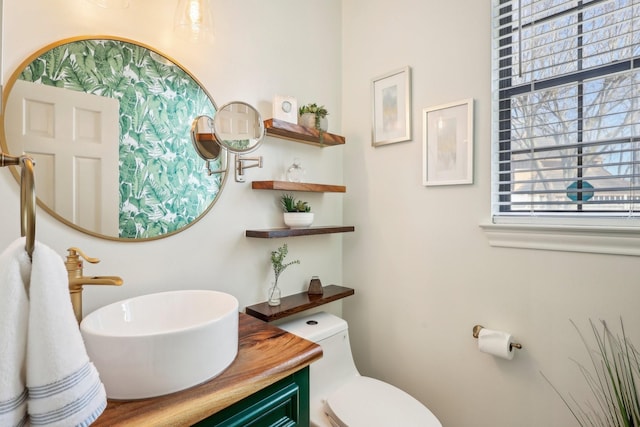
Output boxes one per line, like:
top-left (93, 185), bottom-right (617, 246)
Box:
top-left (342, 1), bottom-right (640, 426)
top-left (0, 0), bottom-right (344, 314)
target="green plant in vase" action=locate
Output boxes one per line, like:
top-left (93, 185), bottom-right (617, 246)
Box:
top-left (298, 103), bottom-right (329, 131)
top-left (268, 243), bottom-right (300, 306)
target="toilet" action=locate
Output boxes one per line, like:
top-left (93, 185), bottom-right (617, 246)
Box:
top-left (279, 312), bottom-right (442, 427)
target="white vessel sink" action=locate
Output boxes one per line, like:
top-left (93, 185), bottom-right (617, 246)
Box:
top-left (80, 290), bottom-right (239, 400)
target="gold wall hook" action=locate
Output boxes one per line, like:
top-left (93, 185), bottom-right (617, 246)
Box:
top-left (472, 324), bottom-right (484, 339)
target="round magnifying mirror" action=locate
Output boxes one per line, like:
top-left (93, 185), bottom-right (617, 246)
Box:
top-left (191, 116), bottom-right (222, 160)
top-left (190, 102), bottom-right (264, 179)
top-left (211, 101), bottom-right (265, 154)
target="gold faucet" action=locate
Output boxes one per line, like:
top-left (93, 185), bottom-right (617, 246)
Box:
top-left (66, 247), bottom-right (123, 324)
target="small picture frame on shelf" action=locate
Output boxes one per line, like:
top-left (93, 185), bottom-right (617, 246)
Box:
top-left (273, 95), bottom-right (298, 124)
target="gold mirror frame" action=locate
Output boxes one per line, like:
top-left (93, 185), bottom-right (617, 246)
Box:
top-left (0, 36), bottom-right (227, 242)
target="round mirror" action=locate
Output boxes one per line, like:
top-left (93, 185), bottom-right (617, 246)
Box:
top-left (212, 101), bottom-right (265, 154)
top-left (191, 101), bottom-right (265, 165)
top-left (1, 37), bottom-right (225, 241)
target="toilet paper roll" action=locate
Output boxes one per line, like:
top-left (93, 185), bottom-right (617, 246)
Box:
top-left (477, 328), bottom-right (515, 360)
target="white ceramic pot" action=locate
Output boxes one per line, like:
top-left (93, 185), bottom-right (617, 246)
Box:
top-left (298, 113), bottom-right (328, 131)
top-left (298, 113), bottom-right (316, 129)
top-left (317, 116), bottom-right (328, 131)
top-left (283, 212), bottom-right (314, 228)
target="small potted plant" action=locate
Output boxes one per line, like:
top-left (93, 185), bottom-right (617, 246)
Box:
top-left (281, 193), bottom-right (314, 228)
top-left (268, 243), bottom-right (300, 306)
top-left (298, 103), bottom-right (329, 131)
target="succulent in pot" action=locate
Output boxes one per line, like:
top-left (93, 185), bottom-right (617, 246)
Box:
top-left (281, 193), bottom-right (314, 228)
top-left (298, 103), bottom-right (329, 131)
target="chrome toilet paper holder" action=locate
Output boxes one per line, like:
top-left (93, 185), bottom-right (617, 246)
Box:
top-left (472, 325), bottom-right (522, 350)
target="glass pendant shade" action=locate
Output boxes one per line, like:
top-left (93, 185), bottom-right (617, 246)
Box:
top-left (86, 0), bottom-right (130, 8)
top-left (174, 0), bottom-right (215, 43)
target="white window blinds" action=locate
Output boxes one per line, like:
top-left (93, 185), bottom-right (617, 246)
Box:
top-left (492, 0), bottom-right (640, 220)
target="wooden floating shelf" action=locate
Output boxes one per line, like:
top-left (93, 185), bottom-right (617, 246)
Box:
top-left (264, 118), bottom-right (345, 147)
top-left (252, 181), bottom-right (346, 193)
top-left (245, 285), bottom-right (355, 322)
top-left (245, 226), bottom-right (355, 238)
top-left (196, 133), bottom-right (216, 142)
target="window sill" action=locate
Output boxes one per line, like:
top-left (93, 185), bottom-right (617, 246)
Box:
top-left (480, 222), bottom-right (640, 256)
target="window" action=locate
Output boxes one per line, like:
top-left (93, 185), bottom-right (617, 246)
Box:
top-left (492, 0), bottom-right (640, 224)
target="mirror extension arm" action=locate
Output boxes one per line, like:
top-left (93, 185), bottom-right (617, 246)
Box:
top-left (235, 155), bottom-right (263, 182)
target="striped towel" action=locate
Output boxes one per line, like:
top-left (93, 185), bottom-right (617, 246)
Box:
top-left (0, 238), bottom-right (30, 427)
top-left (26, 240), bottom-right (106, 426)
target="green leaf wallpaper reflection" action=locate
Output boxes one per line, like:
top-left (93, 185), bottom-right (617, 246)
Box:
top-left (19, 39), bottom-right (219, 239)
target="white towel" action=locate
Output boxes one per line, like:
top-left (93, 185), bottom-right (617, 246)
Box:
top-left (0, 238), bottom-right (30, 427)
top-left (26, 240), bottom-right (107, 427)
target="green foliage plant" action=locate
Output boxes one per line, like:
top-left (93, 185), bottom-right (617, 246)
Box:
top-left (270, 243), bottom-right (300, 287)
top-left (298, 103), bottom-right (329, 130)
top-left (280, 193), bottom-right (311, 213)
top-left (543, 319), bottom-right (640, 427)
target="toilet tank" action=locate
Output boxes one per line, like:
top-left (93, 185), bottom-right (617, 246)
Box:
top-left (279, 312), bottom-right (360, 399)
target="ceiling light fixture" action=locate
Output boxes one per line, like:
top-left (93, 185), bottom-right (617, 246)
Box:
top-left (174, 0), bottom-right (214, 43)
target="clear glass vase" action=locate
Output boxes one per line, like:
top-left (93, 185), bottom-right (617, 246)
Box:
top-left (286, 158), bottom-right (306, 182)
top-left (267, 282), bottom-right (281, 306)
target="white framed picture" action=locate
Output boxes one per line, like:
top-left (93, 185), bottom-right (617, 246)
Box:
top-left (422, 99), bottom-right (474, 186)
top-left (371, 66), bottom-right (411, 147)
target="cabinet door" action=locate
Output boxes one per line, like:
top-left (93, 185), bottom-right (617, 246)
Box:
top-left (194, 368), bottom-right (310, 427)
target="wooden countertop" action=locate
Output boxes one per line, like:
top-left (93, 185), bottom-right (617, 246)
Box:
top-left (92, 313), bottom-right (322, 426)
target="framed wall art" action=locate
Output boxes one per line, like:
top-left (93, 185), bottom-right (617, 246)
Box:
top-left (371, 66), bottom-right (411, 147)
top-left (422, 98), bottom-right (474, 186)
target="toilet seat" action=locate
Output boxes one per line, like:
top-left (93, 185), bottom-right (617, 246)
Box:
top-left (323, 376), bottom-right (442, 427)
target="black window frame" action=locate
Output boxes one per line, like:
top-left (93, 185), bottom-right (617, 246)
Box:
top-left (496, 0), bottom-right (640, 216)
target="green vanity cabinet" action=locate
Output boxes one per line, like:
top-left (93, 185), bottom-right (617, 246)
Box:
top-left (193, 368), bottom-right (310, 427)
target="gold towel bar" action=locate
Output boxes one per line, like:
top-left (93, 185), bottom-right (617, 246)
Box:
top-left (1, 152), bottom-right (36, 259)
top-left (472, 325), bottom-right (522, 350)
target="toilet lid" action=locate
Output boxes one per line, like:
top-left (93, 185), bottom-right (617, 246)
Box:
top-left (324, 376), bottom-right (442, 427)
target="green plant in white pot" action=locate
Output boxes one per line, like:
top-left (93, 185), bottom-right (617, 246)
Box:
top-left (281, 193), bottom-right (313, 228)
top-left (543, 319), bottom-right (640, 426)
top-left (298, 103), bottom-right (329, 131)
